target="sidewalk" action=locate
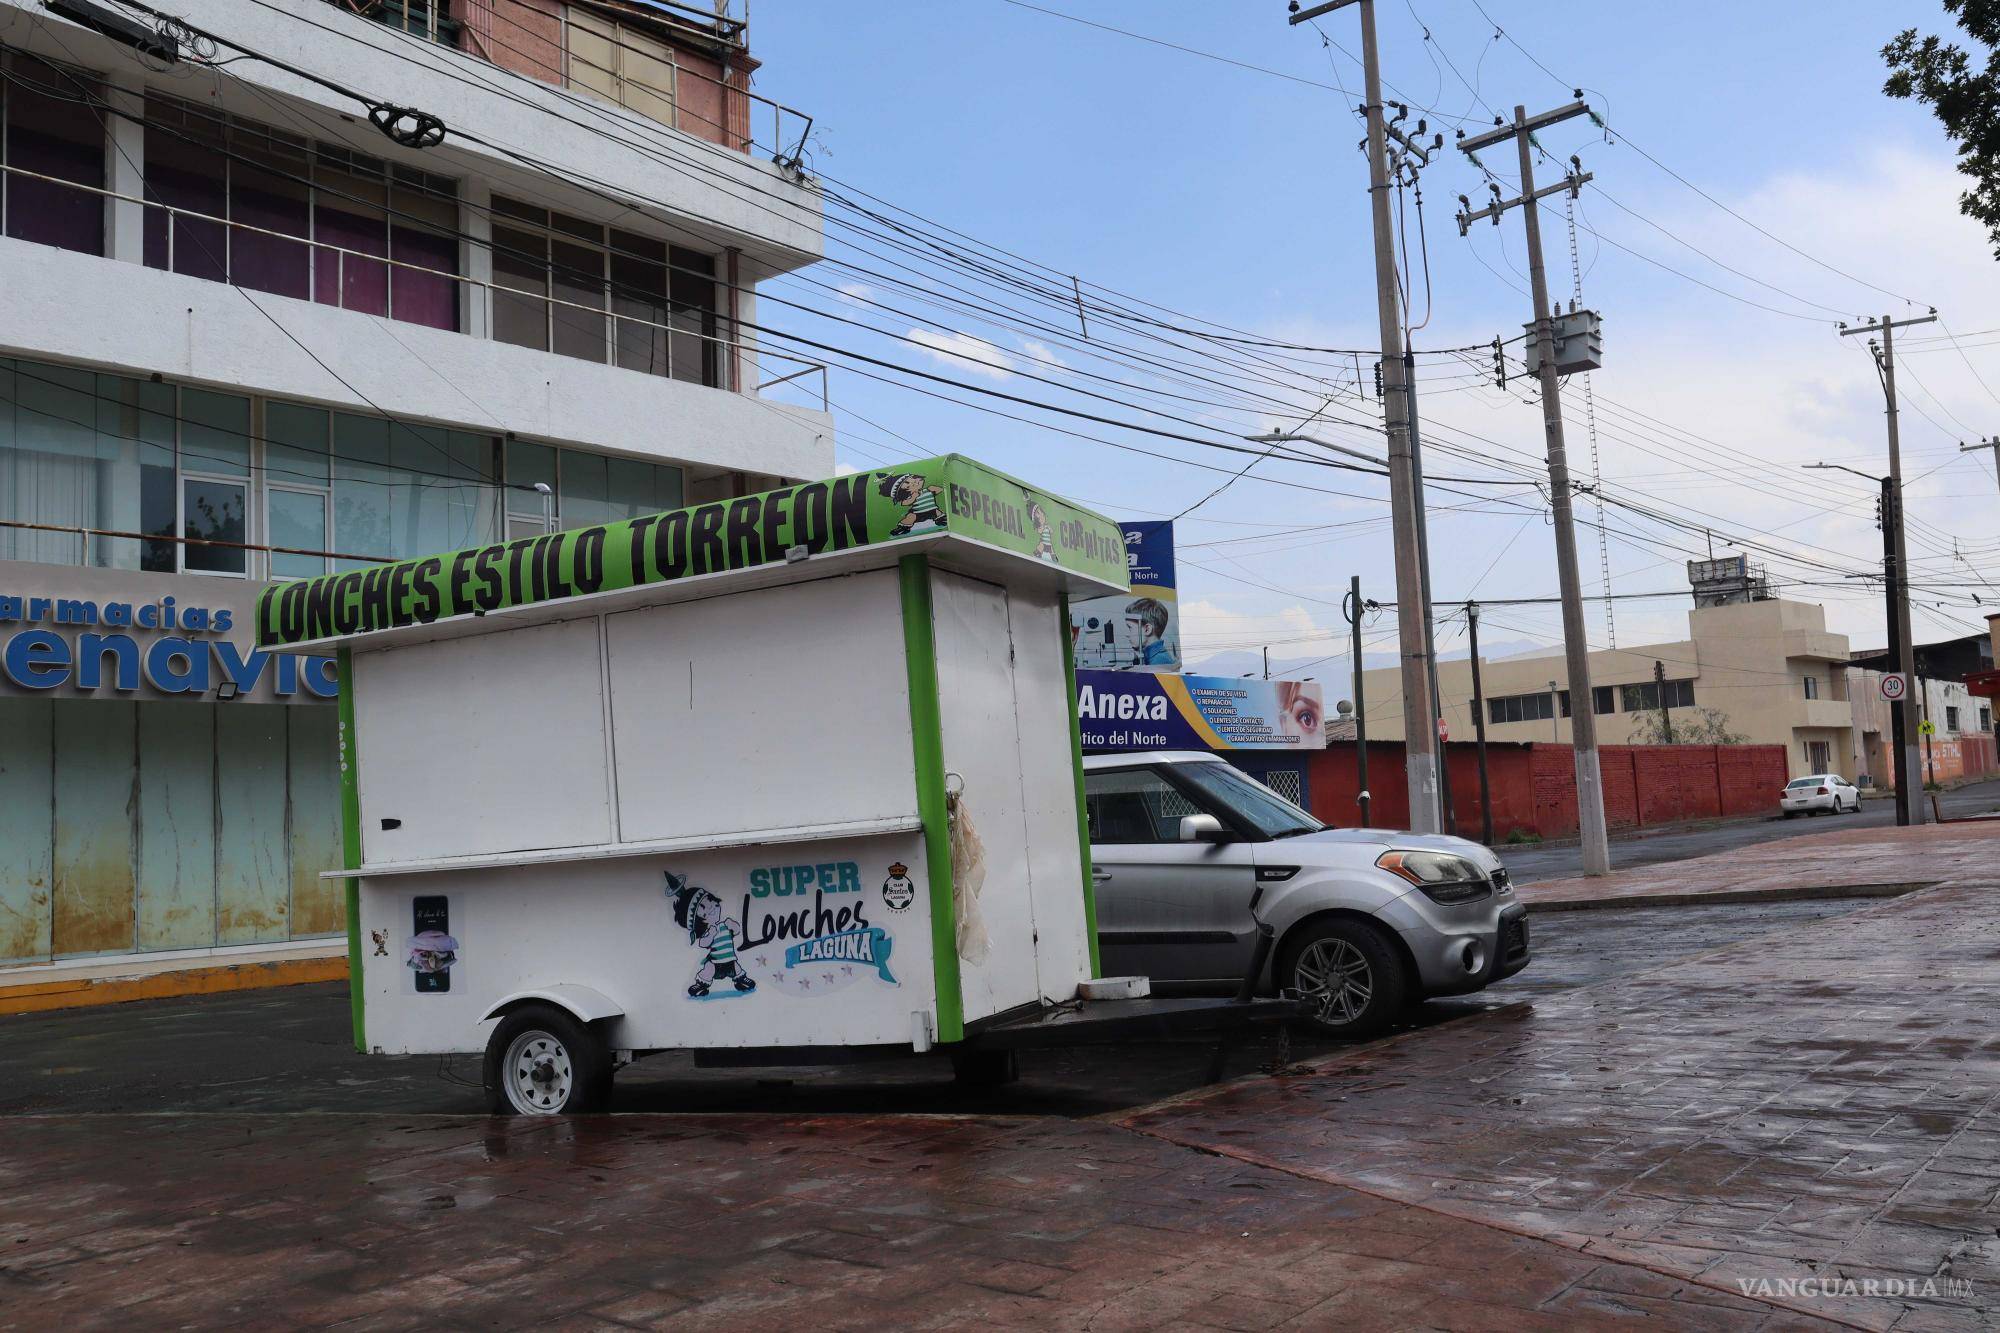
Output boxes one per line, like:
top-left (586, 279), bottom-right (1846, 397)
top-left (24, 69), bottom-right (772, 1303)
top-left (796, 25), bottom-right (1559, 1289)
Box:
top-left (1124, 823), bottom-right (2000, 1330)
top-left (0, 941), bottom-right (345, 1016)
top-left (1518, 819), bottom-right (2000, 910)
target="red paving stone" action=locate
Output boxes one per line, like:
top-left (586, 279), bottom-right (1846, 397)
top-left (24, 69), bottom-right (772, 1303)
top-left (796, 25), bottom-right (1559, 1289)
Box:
top-left (1122, 834), bottom-right (2000, 1330)
top-left (1519, 820), bottom-right (2000, 909)
top-left (0, 1110), bottom-right (1842, 1331)
top-left (6, 822), bottom-right (1997, 1329)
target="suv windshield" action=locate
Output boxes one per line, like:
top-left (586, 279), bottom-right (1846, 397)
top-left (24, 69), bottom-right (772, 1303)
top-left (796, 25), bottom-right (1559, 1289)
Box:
top-left (1173, 762), bottom-right (1324, 838)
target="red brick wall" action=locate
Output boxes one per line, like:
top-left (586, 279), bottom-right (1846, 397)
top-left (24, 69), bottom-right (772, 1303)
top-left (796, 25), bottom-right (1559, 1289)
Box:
top-left (1306, 741), bottom-right (1790, 841)
top-left (479, 0), bottom-right (565, 85)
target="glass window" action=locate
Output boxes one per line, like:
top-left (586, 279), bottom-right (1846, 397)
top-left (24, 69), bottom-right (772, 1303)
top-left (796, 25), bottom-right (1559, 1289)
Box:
top-left (181, 390), bottom-right (251, 477)
top-left (559, 448), bottom-right (610, 527)
top-left (1171, 761), bottom-right (1322, 839)
top-left (492, 224), bottom-right (550, 351)
top-left (491, 197), bottom-right (720, 385)
top-left (268, 487), bottom-right (328, 579)
top-left (1802, 675), bottom-right (1819, 700)
top-left (669, 246), bottom-right (717, 385)
top-left (0, 358), bottom-right (174, 570)
top-left (1945, 706), bottom-right (1960, 732)
top-left (144, 98), bottom-right (459, 331)
top-left (264, 401), bottom-right (331, 487)
top-left (2, 52), bottom-right (105, 257)
top-left (1085, 768), bottom-right (1194, 845)
top-left (507, 440), bottom-right (556, 520)
top-left (332, 412), bottom-right (391, 571)
top-left (182, 476), bottom-right (246, 574)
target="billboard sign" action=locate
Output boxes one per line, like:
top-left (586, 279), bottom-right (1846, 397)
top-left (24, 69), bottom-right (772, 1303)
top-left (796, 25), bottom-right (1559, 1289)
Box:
top-left (1076, 669), bottom-right (1325, 752)
top-left (1069, 521), bottom-right (1180, 671)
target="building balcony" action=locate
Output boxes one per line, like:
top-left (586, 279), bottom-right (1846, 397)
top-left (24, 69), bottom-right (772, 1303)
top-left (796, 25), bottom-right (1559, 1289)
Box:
top-left (325, 0), bottom-right (811, 163)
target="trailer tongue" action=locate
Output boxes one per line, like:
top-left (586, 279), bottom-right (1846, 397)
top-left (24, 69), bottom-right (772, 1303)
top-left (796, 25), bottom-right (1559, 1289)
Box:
top-left (258, 454), bottom-right (1297, 1112)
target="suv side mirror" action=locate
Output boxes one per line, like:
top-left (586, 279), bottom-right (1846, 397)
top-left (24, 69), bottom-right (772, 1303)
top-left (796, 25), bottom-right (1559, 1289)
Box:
top-left (1179, 813), bottom-right (1227, 843)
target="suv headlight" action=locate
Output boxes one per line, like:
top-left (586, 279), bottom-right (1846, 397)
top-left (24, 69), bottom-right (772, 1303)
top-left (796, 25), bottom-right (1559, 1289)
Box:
top-left (1376, 849), bottom-right (1493, 904)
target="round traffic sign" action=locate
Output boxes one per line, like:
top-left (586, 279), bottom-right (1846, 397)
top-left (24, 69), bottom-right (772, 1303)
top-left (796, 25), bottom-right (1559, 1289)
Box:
top-left (1880, 673), bottom-right (1908, 701)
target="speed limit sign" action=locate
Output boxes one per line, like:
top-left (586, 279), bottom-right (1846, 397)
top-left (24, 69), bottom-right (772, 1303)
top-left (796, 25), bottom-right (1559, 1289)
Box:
top-left (1880, 673), bottom-right (1910, 702)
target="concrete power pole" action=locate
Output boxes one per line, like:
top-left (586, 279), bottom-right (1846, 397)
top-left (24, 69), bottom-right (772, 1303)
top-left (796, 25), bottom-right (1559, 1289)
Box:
top-left (1964, 436), bottom-right (2000, 497)
top-left (1841, 313), bottom-right (1936, 826)
top-left (1456, 102), bottom-right (1611, 875)
top-left (1289, 0), bottom-right (1441, 833)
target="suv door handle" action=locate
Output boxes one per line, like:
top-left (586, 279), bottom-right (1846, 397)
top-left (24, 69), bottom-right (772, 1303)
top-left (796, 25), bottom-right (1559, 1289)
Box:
top-left (1091, 869), bottom-right (1113, 883)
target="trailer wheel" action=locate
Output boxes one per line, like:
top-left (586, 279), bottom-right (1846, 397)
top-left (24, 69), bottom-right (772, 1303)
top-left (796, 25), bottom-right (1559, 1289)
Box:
top-left (949, 1049), bottom-right (1019, 1087)
top-left (484, 1004), bottom-right (611, 1115)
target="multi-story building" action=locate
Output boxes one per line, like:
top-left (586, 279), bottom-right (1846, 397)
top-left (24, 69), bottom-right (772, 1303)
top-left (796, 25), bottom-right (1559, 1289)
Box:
top-left (0, 0), bottom-right (830, 975)
top-left (1356, 569), bottom-right (1863, 781)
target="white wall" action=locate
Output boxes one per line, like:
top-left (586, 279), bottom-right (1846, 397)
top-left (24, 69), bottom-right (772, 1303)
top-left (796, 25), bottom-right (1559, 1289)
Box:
top-left (605, 572), bottom-right (916, 843)
top-left (0, 238), bottom-right (833, 483)
top-left (355, 618), bottom-right (614, 864)
top-left (1, 0), bottom-right (824, 266)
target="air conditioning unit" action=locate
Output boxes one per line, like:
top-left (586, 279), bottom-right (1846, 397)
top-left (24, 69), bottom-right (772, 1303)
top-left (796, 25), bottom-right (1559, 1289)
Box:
top-left (1523, 309), bottom-right (1602, 375)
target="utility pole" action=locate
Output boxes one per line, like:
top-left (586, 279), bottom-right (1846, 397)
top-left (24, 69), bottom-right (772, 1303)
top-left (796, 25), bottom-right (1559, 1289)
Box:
top-left (1406, 351), bottom-right (1456, 834)
top-left (1263, 646), bottom-right (1270, 681)
top-left (1457, 101), bottom-right (1611, 875)
top-left (1806, 461), bottom-right (1913, 824)
top-left (1289, 0), bottom-right (1441, 832)
top-left (1840, 312), bottom-right (1936, 825)
top-left (1468, 601), bottom-right (1493, 844)
top-left (1653, 659), bottom-right (1674, 744)
top-left (1346, 575), bottom-right (1372, 828)
top-left (1964, 436), bottom-right (2000, 496)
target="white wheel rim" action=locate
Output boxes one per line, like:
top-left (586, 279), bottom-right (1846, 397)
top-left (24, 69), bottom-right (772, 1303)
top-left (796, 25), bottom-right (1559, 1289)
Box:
top-left (1294, 938), bottom-right (1374, 1026)
top-left (503, 1030), bottom-right (574, 1115)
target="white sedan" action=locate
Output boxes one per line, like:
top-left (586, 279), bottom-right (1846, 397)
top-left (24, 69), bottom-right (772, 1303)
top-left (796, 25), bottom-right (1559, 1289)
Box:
top-left (1780, 774), bottom-right (1861, 817)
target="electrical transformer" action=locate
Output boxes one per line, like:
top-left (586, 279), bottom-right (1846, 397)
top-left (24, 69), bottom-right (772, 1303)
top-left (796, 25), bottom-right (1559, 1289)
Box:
top-left (1522, 308), bottom-right (1603, 375)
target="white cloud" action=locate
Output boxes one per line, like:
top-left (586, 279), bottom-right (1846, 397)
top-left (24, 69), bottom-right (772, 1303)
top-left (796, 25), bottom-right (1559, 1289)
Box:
top-left (906, 327), bottom-right (1017, 380)
top-left (1177, 597), bottom-right (1335, 652)
top-left (1020, 339), bottom-right (1068, 369)
top-left (835, 282), bottom-right (874, 305)
top-left (833, 461), bottom-right (860, 476)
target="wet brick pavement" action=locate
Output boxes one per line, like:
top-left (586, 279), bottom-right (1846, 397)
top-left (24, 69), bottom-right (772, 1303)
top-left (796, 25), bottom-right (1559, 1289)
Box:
top-left (0, 1112), bottom-right (1831, 1331)
top-left (1121, 877), bottom-right (2000, 1330)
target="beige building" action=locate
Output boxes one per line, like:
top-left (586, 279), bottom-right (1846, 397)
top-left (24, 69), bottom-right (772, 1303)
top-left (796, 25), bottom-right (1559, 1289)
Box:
top-left (1357, 597), bottom-right (1867, 782)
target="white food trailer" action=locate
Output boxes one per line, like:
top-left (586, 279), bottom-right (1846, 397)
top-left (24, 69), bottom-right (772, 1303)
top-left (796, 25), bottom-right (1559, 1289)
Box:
top-left (256, 455), bottom-right (1292, 1112)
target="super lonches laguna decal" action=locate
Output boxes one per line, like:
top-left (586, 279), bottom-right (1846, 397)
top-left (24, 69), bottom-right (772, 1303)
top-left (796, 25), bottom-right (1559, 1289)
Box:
top-left (666, 860), bottom-right (905, 1000)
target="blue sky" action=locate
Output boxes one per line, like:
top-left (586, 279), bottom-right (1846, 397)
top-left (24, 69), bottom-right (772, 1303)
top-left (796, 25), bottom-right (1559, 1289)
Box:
top-left (748, 2), bottom-right (1999, 682)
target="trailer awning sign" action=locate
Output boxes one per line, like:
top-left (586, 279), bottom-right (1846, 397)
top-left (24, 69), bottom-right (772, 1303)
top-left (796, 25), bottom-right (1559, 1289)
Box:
top-left (255, 455), bottom-right (1124, 649)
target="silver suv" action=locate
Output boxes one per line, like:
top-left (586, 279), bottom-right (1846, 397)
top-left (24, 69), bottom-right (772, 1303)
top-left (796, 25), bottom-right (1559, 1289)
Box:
top-left (1084, 751), bottom-right (1529, 1036)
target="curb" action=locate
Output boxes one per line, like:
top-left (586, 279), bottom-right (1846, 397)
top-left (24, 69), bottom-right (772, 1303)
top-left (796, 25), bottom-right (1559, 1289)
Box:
top-left (1519, 880), bottom-right (1927, 913)
top-left (0, 955), bottom-right (348, 1017)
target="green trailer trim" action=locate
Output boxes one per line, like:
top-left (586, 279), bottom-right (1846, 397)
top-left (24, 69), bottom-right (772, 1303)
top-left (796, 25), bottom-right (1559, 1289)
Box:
top-left (256, 454), bottom-right (1125, 649)
top-left (1058, 595), bottom-right (1101, 977)
top-left (336, 646), bottom-right (365, 1053)
top-left (899, 555), bottom-right (963, 1044)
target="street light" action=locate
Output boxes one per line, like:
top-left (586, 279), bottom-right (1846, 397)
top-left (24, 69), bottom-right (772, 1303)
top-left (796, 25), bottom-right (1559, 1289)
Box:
top-left (1244, 430), bottom-right (1387, 471)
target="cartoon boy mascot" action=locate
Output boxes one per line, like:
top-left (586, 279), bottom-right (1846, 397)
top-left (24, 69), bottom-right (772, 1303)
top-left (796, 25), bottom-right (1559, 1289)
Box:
top-left (879, 472), bottom-right (947, 536)
top-left (667, 871), bottom-right (756, 998)
top-left (1027, 500), bottom-right (1056, 562)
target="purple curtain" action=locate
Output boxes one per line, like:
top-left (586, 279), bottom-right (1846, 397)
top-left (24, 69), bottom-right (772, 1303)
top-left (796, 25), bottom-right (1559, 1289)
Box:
top-left (230, 160), bottom-right (310, 300)
top-left (313, 202), bottom-right (388, 316)
top-left (390, 224), bottom-right (457, 331)
top-left (142, 135), bottom-right (227, 282)
top-left (3, 57), bottom-right (105, 256)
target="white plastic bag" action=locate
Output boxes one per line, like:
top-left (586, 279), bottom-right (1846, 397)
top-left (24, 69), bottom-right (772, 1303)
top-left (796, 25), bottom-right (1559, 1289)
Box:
top-left (948, 783), bottom-right (990, 965)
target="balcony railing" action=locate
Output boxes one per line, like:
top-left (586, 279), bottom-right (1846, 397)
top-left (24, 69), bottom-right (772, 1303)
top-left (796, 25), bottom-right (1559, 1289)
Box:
top-left (0, 159), bottom-right (829, 412)
top-left (338, 0), bottom-right (461, 47)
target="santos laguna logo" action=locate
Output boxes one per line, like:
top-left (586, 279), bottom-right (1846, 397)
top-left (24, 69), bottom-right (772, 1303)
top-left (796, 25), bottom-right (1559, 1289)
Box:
top-left (0, 592), bottom-right (335, 699)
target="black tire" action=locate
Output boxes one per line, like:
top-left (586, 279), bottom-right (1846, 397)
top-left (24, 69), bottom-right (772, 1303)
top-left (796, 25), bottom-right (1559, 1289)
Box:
top-left (483, 1003), bottom-right (612, 1115)
top-left (1278, 917), bottom-right (1408, 1040)
top-left (949, 1049), bottom-right (1019, 1087)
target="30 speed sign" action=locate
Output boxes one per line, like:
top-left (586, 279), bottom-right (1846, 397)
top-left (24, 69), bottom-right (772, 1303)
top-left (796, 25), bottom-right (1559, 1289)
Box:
top-left (1880, 673), bottom-right (1910, 702)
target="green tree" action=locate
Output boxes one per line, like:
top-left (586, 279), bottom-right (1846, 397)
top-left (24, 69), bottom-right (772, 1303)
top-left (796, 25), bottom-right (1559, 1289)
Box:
top-left (1884, 3), bottom-right (2000, 257)
top-left (1627, 707), bottom-right (1748, 746)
